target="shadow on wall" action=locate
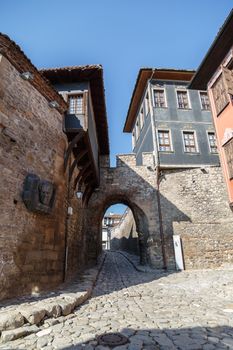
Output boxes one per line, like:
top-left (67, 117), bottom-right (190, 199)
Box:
top-left (87, 156), bottom-right (191, 269)
top-left (60, 325), bottom-right (233, 349)
top-left (111, 227), bottom-right (140, 256)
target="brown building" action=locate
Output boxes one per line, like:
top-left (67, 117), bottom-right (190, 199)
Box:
top-left (0, 33), bottom-right (109, 300)
top-left (190, 10), bottom-right (233, 211)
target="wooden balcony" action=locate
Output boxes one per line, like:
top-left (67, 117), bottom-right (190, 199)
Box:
top-left (63, 91), bottom-right (99, 204)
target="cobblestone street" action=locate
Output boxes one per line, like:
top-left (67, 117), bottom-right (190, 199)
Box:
top-left (1, 251), bottom-right (233, 350)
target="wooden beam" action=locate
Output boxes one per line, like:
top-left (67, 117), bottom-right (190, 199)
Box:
top-left (64, 131), bottom-right (84, 171)
top-left (73, 161), bottom-right (91, 190)
top-left (82, 182), bottom-right (95, 206)
top-left (80, 169), bottom-right (93, 185)
top-left (69, 149), bottom-right (88, 181)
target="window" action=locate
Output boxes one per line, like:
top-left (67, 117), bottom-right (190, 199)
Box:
top-left (154, 89), bottom-right (166, 108)
top-left (132, 131), bottom-right (136, 149)
top-left (68, 94), bottom-right (84, 114)
top-left (207, 132), bottom-right (217, 153)
top-left (140, 108), bottom-right (144, 129)
top-left (145, 93), bottom-right (150, 116)
top-left (177, 90), bottom-right (190, 109)
top-left (183, 131), bottom-right (197, 153)
top-left (135, 120), bottom-right (140, 140)
top-left (158, 130), bottom-right (172, 152)
top-left (224, 138), bottom-right (233, 179)
top-left (200, 92), bottom-right (210, 110)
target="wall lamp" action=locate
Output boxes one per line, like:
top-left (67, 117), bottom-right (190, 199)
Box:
top-left (49, 101), bottom-right (60, 109)
top-left (76, 190), bottom-right (83, 199)
top-left (20, 72), bottom-right (34, 81)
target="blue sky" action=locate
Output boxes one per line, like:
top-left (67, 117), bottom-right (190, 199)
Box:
top-left (1, 1), bottom-right (232, 214)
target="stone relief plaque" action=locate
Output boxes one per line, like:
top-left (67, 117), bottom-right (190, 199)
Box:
top-left (22, 174), bottom-right (56, 214)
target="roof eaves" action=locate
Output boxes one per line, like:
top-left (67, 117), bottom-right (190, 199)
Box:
top-left (0, 33), bottom-right (67, 113)
top-left (123, 67), bottom-right (195, 133)
top-left (189, 9), bottom-right (233, 89)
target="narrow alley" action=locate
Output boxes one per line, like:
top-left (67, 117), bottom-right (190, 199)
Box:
top-left (1, 251), bottom-right (233, 350)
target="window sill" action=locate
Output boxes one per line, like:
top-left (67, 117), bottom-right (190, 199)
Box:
top-left (159, 151), bottom-right (174, 154)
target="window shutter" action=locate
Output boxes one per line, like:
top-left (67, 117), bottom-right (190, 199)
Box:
top-left (224, 138), bottom-right (233, 179)
top-left (222, 67), bottom-right (233, 96)
top-left (60, 92), bottom-right (68, 102)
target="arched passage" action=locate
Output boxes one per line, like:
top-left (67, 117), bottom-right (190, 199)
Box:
top-left (85, 155), bottom-right (164, 268)
top-left (100, 195), bottom-right (149, 264)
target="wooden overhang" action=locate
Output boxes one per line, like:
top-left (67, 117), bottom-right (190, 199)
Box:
top-left (41, 65), bottom-right (110, 204)
top-left (0, 33), bottom-right (67, 113)
top-left (189, 9), bottom-right (233, 90)
top-left (41, 65), bottom-right (109, 155)
top-left (123, 68), bottom-right (195, 132)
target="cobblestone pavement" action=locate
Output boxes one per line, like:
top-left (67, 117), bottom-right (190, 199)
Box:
top-left (1, 251), bottom-right (233, 350)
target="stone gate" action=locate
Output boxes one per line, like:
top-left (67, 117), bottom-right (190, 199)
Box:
top-left (86, 153), bottom-right (163, 268)
top-left (84, 153), bottom-right (233, 271)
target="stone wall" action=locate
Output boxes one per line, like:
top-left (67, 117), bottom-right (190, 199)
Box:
top-left (0, 54), bottom-right (82, 300)
top-left (159, 166), bottom-right (233, 269)
top-left (87, 153), bottom-right (163, 268)
top-left (110, 209), bottom-right (139, 255)
top-left (88, 153), bottom-right (233, 270)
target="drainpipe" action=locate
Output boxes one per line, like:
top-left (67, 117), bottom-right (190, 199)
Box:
top-left (147, 71), bottom-right (167, 270)
top-left (63, 157), bottom-right (71, 282)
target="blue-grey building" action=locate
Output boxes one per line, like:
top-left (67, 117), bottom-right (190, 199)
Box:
top-left (124, 68), bottom-right (219, 168)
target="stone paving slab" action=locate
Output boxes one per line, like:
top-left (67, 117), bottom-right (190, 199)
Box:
top-left (116, 251), bottom-right (165, 273)
top-left (1, 251), bottom-right (233, 349)
top-left (0, 252), bottom-right (106, 341)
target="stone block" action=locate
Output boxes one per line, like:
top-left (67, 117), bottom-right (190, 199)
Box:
top-left (0, 311), bottom-right (24, 331)
top-left (1, 324), bottom-right (39, 342)
top-left (18, 306), bottom-right (46, 325)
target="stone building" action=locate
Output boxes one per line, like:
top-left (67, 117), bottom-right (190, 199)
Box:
top-left (110, 67), bottom-right (233, 270)
top-left (102, 213), bottom-right (122, 250)
top-left (1, 32), bottom-right (233, 302)
top-left (0, 34), bottom-right (109, 300)
top-left (189, 9), bottom-right (233, 211)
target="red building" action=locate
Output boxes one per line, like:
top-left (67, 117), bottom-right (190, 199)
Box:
top-left (190, 10), bottom-right (233, 211)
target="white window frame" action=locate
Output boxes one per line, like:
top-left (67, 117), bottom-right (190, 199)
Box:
top-left (67, 90), bottom-right (86, 114)
top-left (199, 91), bottom-right (210, 111)
top-left (145, 92), bottom-right (150, 117)
top-left (152, 88), bottom-right (167, 108)
top-left (182, 130), bottom-right (199, 153)
top-left (206, 131), bottom-right (218, 154)
top-left (132, 130), bottom-right (136, 149)
top-left (176, 89), bottom-right (191, 109)
top-left (139, 107), bottom-right (145, 129)
top-left (135, 118), bottom-right (140, 140)
top-left (157, 129), bottom-right (173, 152)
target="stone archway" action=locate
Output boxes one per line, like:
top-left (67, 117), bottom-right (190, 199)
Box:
top-left (99, 194), bottom-right (149, 264)
top-left (85, 154), bottom-right (164, 268)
